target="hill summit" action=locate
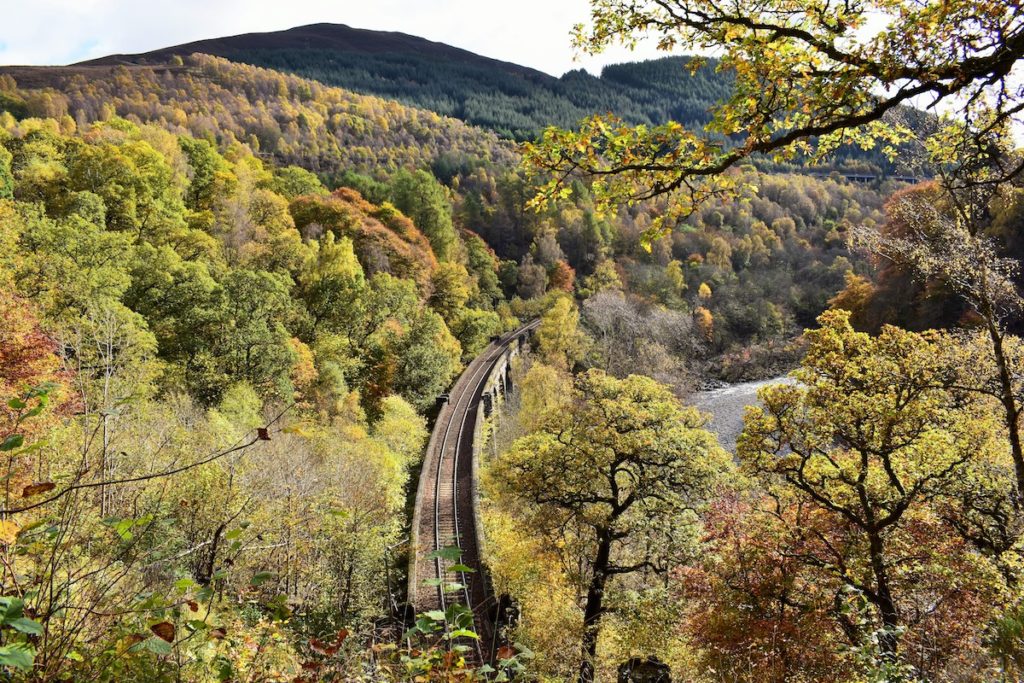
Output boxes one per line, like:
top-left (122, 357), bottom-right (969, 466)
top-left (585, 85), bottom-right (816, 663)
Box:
top-left (79, 22), bottom-right (732, 140)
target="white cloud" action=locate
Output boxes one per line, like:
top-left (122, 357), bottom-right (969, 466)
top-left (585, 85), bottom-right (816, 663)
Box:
top-left (0, 0), bottom-right (672, 75)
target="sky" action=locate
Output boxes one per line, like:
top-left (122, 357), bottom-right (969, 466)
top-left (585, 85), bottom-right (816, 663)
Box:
top-left (0, 0), bottom-right (669, 75)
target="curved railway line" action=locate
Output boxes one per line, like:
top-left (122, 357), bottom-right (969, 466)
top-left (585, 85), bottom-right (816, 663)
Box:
top-left (409, 320), bottom-right (538, 664)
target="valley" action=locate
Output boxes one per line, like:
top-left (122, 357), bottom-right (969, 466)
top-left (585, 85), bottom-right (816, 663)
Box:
top-left (0, 3), bottom-right (1022, 681)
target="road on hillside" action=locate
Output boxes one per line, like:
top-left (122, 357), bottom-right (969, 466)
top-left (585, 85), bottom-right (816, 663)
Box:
top-left (409, 319), bottom-right (538, 664)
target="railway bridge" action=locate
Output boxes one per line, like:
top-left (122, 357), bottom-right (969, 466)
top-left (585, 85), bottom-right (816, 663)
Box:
top-left (408, 320), bottom-right (538, 664)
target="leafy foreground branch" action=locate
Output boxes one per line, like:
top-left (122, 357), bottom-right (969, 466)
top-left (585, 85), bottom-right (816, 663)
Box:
top-left (523, 0), bottom-right (1024, 234)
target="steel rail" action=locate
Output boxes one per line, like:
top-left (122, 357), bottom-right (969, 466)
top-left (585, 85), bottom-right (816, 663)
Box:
top-left (422, 319), bottom-right (538, 665)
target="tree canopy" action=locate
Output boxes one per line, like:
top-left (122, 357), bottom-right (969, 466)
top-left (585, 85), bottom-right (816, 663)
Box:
top-left (524, 0), bottom-right (1024, 234)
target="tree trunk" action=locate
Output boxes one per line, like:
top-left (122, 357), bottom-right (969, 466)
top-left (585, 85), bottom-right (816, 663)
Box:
top-left (986, 319), bottom-right (1024, 501)
top-left (867, 530), bottom-right (900, 656)
top-left (579, 532), bottom-right (612, 683)
top-left (196, 522), bottom-right (226, 586)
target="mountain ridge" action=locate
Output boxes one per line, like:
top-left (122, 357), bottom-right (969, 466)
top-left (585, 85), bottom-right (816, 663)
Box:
top-left (70, 22), bottom-right (732, 140)
top-left (78, 22), bottom-right (554, 81)
top-left (2, 23), bottom-right (919, 175)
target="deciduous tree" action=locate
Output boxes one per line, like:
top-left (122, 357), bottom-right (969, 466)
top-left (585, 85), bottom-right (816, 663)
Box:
top-left (739, 310), bottom-right (1005, 671)
top-left (490, 370), bottom-right (730, 682)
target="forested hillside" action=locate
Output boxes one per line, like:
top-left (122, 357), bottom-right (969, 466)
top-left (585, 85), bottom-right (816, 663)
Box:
top-left (0, 108), bottom-right (541, 677)
top-left (0, 55), bottom-right (515, 180)
top-left (80, 23), bottom-right (733, 140)
top-left (0, 54), bottom-right (890, 379)
top-left (72, 23), bottom-right (926, 176)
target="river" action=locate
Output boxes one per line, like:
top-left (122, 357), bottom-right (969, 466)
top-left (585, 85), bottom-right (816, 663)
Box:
top-left (689, 376), bottom-right (792, 452)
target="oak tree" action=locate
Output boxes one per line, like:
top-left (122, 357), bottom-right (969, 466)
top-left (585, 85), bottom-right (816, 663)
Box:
top-left (491, 369), bottom-right (729, 682)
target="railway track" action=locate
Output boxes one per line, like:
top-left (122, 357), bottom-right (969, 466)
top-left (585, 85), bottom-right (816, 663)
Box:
top-left (409, 319), bottom-right (538, 665)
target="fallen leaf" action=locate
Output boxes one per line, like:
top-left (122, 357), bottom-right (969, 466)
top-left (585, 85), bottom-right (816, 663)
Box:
top-left (209, 627), bottom-right (226, 640)
top-left (186, 600), bottom-right (198, 612)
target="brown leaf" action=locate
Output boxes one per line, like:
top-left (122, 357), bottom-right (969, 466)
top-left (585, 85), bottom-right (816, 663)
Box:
top-left (257, 427), bottom-right (270, 441)
top-left (122, 634), bottom-right (145, 648)
top-left (209, 627), bottom-right (226, 640)
top-left (335, 628), bottom-right (349, 644)
top-left (150, 622), bottom-right (175, 643)
top-left (186, 600), bottom-right (199, 612)
top-left (22, 482), bottom-right (56, 497)
top-left (497, 646), bottom-right (516, 661)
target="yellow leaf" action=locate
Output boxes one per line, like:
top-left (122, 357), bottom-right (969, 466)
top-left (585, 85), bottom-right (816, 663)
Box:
top-left (0, 520), bottom-right (21, 545)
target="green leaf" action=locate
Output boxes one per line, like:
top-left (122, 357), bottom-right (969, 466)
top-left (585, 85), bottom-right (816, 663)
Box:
top-left (133, 637), bottom-right (173, 656)
top-left (513, 642), bottom-right (534, 658)
top-left (7, 399), bottom-right (26, 410)
top-left (423, 610), bottom-right (445, 621)
top-left (427, 546), bottom-right (463, 562)
top-left (0, 435), bottom-right (24, 452)
top-left (0, 644), bottom-right (35, 671)
top-left (185, 620), bottom-right (209, 632)
top-left (447, 629), bottom-right (479, 639)
top-left (103, 514), bottom-right (154, 542)
top-left (173, 578), bottom-right (196, 592)
top-left (7, 617), bottom-right (42, 636)
top-left (0, 596), bottom-right (25, 620)
top-left (449, 564), bottom-right (475, 573)
top-left (65, 651), bottom-right (83, 662)
top-left (250, 571), bottom-right (274, 586)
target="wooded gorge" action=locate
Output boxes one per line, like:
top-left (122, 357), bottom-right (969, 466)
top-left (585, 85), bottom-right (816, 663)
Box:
top-left (0, 1), bottom-right (1023, 680)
